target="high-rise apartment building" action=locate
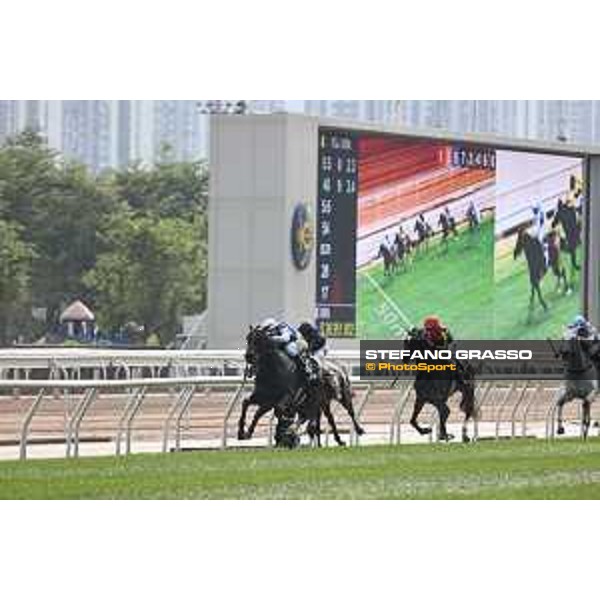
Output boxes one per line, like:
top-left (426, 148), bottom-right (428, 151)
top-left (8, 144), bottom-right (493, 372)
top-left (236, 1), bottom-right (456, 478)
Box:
top-left (2, 100), bottom-right (600, 171)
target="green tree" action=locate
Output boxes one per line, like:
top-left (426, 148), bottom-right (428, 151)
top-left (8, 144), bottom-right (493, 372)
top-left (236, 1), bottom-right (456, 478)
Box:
top-left (0, 220), bottom-right (35, 345)
top-left (108, 158), bottom-right (208, 218)
top-left (0, 131), bottom-right (117, 324)
top-left (0, 130), bottom-right (209, 346)
top-left (84, 208), bottom-right (207, 345)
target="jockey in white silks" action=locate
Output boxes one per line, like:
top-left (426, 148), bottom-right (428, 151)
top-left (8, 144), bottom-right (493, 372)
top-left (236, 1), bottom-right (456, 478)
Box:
top-left (531, 200), bottom-right (549, 268)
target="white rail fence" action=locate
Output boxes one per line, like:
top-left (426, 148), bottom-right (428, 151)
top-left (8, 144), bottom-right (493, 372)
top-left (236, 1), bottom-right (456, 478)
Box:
top-left (1, 375), bottom-right (598, 461)
top-left (0, 349), bottom-right (360, 380)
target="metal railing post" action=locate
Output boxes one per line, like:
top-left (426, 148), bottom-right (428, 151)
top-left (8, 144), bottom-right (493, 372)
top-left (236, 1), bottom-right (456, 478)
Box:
top-left (116, 387), bottom-right (145, 456)
top-left (73, 389), bottom-right (97, 458)
top-left (174, 386), bottom-right (199, 452)
top-left (125, 387), bottom-right (147, 455)
top-left (495, 382), bottom-right (517, 439)
top-left (388, 383), bottom-right (411, 445)
top-left (19, 388), bottom-right (46, 460)
top-left (522, 381), bottom-right (543, 437)
top-left (509, 381), bottom-right (528, 438)
top-left (473, 381), bottom-right (493, 441)
top-left (161, 388), bottom-right (183, 453)
top-left (221, 384), bottom-right (245, 449)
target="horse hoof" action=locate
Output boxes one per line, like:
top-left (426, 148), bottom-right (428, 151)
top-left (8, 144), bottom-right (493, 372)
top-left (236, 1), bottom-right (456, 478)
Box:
top-left (337, 440), bottom-right (347, 447)
top-left (356, 427), bottom-right (366, 436)
top-left (237, 432), bottom-right (246, 441)
top-left (439, 434), bottom-right (455, 442)
top-left (557, 426), bottom-right (565, 436)
top-left (420, 428), bottom-right (432, 436)
top-left (462, 434), bottom-right (471, 444)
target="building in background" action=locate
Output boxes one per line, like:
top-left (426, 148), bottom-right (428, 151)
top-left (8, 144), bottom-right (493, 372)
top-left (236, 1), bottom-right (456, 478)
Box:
top-left (2, 100), bottom-right (600, 171)
top-left (303, 100), bottom-right (399, 123)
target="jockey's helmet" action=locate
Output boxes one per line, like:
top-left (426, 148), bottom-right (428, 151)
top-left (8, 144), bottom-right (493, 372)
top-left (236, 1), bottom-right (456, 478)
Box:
top-left (259, 317), bottom-right (277, 331)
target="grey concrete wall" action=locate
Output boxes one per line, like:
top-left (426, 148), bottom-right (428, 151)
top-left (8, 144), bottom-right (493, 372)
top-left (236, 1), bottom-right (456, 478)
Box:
top-left (207, 114), bottom-right (319, 348)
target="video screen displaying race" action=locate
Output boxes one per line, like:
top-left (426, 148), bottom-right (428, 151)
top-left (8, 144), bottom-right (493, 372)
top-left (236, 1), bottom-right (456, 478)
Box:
top-left (316, 129), bottom-right (585, 340)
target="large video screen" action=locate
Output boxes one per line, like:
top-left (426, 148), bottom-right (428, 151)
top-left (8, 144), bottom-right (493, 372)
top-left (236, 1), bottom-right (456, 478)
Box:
top-left (315, 128), bottom-right (585, 340)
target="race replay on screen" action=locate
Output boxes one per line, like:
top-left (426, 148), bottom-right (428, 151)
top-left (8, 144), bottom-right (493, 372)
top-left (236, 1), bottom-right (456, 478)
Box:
top-left (359, 340), bottom-right (573, 381)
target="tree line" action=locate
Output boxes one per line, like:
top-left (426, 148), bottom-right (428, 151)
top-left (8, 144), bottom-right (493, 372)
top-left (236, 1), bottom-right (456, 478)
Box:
top-left (0, 131), bottom-right (208, 347)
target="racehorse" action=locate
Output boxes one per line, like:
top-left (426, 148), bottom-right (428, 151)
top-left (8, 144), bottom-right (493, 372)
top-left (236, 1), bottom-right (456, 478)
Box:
top-left (544, 230), bottom-right (571, 294)
top-left (438, 211), bottom-right (457, 254)
top-left (551, 199), bottom-right (581, 275)
top-left (514, 228), bottom-right (548, 315)
top-left (239, 327), bottom-right (364, 447)
top-left (238, 326), bottom-right (317, 448)
top-left (466, 204), bottom-right (481, 231)
top-left (553, 337), bottom-right (600, 440)
top-left (404, 335), bottom-right (478, 443)
top-left (377, 243), bottom-right (398, 276)
top-left (414, 217), bottom-right (433, 254)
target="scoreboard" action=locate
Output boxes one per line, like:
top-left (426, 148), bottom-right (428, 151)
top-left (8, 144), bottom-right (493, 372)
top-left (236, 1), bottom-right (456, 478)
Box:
top-left (315, 129), bottom-right (358, 338)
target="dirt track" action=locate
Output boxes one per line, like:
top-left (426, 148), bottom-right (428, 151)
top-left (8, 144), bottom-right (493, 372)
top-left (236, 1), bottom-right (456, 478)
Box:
top-left (1, 383), bottom-right (597, 460)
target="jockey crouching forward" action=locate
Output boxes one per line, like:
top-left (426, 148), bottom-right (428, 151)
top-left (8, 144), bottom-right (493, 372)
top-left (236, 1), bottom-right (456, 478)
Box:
top-left (413, 316), bottom-right (469, 383)
top-left (259, 318), bottom-right (319, 385)
top-left (556, 316), bottom-right (600, 436)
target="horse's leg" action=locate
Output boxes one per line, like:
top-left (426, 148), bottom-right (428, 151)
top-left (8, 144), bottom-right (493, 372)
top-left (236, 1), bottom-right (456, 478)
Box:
top-left (322, 401), bottom-right (345, 447)
top-left (245, 404), bottom-right (273, 440)
top-left (535, 281), bottom-right (548, 311)
top-left (582, 398), bottom-right (591, 440)
top-left (306, 403), bottom-right (322, 447)
top-left (461, 415), bottom-right (471, 444)
top-left (561, 266), bottom-right (570, 294)
top-left (556, 389), bottom-right (569, 435)
top-left (410, 397), bottom-right (430, 435)
top-left (339, 386), bottom-right (365, 436)
top-left (570, 247), bottom-right (580, 271)
top-left (529, 285), bottom-right (535, 309)
top-left (333, 374), bottom-right (364, 436)
top-left (237, 396), bottom-right (253, 440)
top-left (436, 401), bottom-right (453, 442)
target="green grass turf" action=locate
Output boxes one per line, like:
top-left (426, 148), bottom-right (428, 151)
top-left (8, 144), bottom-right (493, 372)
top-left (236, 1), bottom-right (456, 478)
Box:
top-left (356, 218), bottom-right (581, 340)
top-left (1, 438), bottom-right (600, 499)
top-left (494, 239), bottom-right (581, 340)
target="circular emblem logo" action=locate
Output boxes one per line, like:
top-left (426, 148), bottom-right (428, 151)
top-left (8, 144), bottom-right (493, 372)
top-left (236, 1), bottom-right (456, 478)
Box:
top-left (291, 203), bottom-right (314, 271)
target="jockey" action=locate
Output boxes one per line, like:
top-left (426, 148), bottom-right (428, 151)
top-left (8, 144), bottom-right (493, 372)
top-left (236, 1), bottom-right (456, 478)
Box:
top-left (468, 201), bottom-right (481, 227)
top-left (556, 315), bottom-right (600, 435)
top-left (532, 200), bottom-right (548, 267)
top-left (422, 315), bottom-right (453, 349)
top-left (259, 318), bottom-right (317, 383)
top-left (564, 315), bottom-right (598, 342)
top-left (298, 322), bottom-right (327, 361)
top-left (532, 200), bottom-right (545, 242)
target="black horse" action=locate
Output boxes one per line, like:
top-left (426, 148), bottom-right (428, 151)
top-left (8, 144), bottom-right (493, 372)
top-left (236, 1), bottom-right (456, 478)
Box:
top-left (239, 328), bottom-right (363, 447)
top-left (438, 211), bottom-right (457, 254)
top-left (514, 228), bottom-right (548, 315)
top-left (405, 335), bottom-right (477, 443)
top-left (414, 216), bottom-right (433, 253)
top-left (551, 199), bottom-right (581, 276)
top-left (238, 326), bottom-right (318, 448)
top-left (377, 243), bottom-right (398, 276)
